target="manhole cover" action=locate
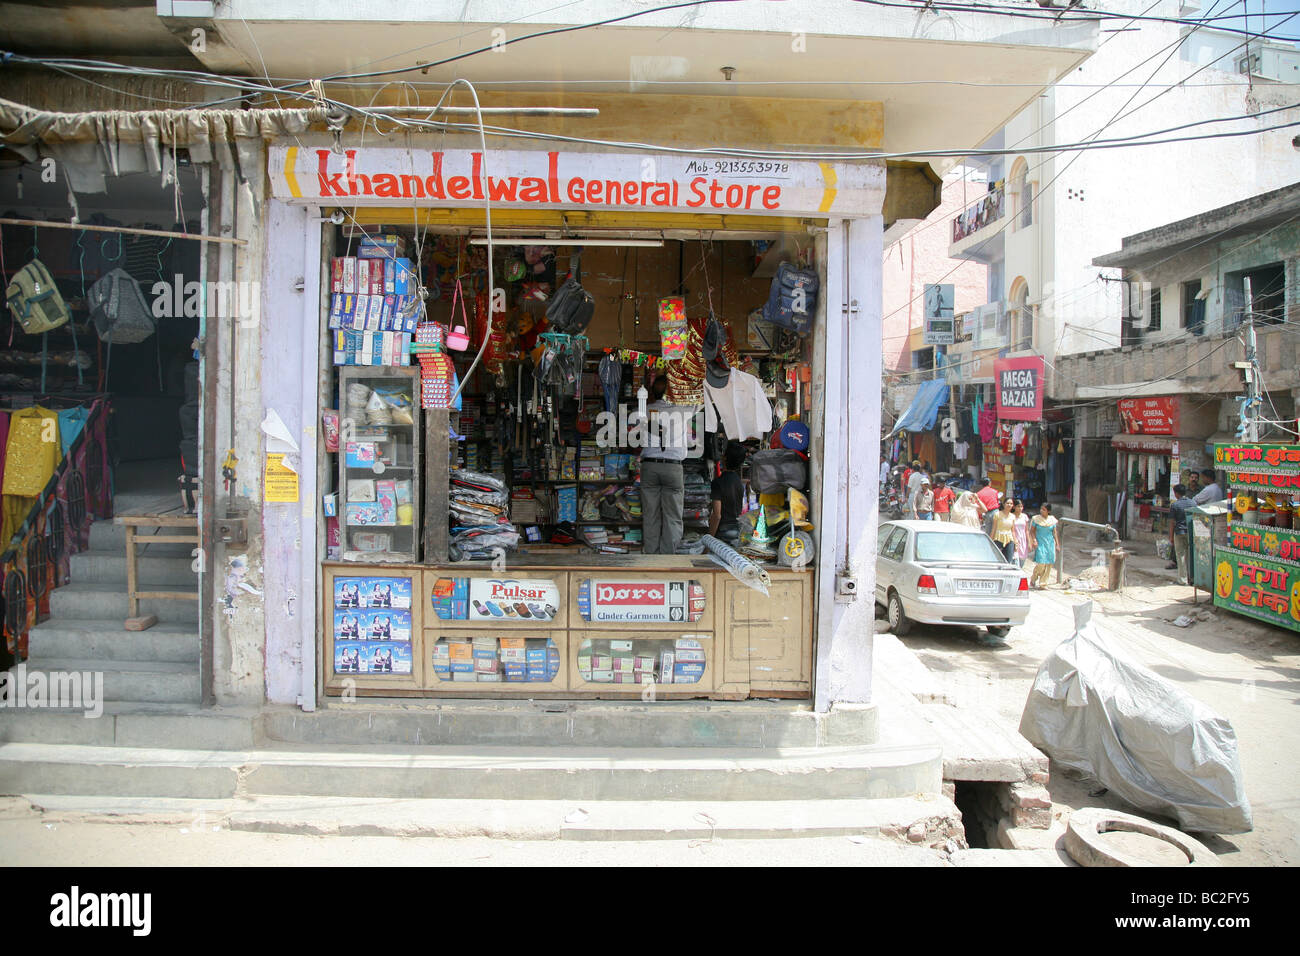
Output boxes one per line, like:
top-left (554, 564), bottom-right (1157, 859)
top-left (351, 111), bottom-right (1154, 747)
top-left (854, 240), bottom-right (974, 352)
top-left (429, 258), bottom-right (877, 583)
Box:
top-left (1065, 807), bottom-right (1218, 867)
top-left (1095, 828), bottom-right (1191, 866)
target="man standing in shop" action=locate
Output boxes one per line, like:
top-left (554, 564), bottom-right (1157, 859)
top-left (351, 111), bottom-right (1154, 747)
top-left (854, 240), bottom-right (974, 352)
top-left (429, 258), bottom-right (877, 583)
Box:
top-left (1193, 468), bottom-right (1223, 506)
top-left (638, 374), bottom-right (686, 554)
top-left (709, 442), bottom-right (747, 545)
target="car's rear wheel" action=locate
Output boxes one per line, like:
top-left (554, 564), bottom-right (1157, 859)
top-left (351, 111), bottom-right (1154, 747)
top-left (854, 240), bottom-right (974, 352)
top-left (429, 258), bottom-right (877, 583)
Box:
top-left (986, 625), bottom-right (1011, 639)
top-left (887, 590), bottom-right (911, 636)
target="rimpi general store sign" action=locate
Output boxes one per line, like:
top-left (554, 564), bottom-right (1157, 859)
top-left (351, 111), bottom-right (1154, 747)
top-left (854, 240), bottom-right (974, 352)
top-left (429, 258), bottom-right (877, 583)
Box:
top-left (269, 146), bottom-right (884, 216)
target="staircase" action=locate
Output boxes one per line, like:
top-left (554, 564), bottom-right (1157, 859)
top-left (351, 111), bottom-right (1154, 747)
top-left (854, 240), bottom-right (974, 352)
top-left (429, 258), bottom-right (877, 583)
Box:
top-left (24, 518), bottom-right (200, 706)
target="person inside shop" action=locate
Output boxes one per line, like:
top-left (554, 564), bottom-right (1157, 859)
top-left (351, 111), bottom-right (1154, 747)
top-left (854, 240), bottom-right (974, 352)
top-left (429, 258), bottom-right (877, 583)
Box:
top-left (911, 477), bottom-right (934, 521)
top-left (879, 457), bottom-right (891, 494)
top-left (1169, 483), bottom-right (1193, 585)
top-left (709, 442), bottom-right (747, 545)
top-left (638, 373), bottom-right (687, 554)
top-left (932, 477), bottom-right (956, 521)
top-left (990, 498), bottom-right (1017, 563)
top-left (1193, 468), bottom-right (1224, 506)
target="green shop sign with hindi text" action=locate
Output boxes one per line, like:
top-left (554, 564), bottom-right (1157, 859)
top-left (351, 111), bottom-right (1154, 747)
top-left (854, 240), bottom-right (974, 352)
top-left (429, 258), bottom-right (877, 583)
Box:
top-left (1225, 524), bottom-right (1300, 562)
top-left (1215, 442), bottom-right (1300, 493)
top-left (1212, 545), bottom-right (1300, 632)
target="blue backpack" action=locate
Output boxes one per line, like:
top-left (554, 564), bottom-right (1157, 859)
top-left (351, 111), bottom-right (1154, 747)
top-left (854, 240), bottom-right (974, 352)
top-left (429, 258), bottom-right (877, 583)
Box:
top-left (762, 262), bottom-right (819, 335)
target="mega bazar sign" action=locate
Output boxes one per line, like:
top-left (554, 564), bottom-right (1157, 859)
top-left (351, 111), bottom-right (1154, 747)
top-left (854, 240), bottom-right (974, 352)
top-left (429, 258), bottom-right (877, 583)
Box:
top-left (1215, 442), bottom-right (1300, 492)
top-left (1212, 546), bottom-right (1300, 632)
top-left (269, 146), bottom-right (884, 217)
top-left (993, 356), bottom-right (1044, 422)
top-left (578, 578), bottom-right (706, 623)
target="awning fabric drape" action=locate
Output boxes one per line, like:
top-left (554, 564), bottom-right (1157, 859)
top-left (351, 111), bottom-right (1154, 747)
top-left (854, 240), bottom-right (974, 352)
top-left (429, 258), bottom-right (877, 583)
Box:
top-left (0, 95), bottom-right (322, 192)
top-left (890, 378), bottom-right (949, 435)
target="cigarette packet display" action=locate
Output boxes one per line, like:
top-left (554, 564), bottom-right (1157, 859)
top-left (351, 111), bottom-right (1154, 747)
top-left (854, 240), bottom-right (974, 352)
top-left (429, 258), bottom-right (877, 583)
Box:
top-left (341, 257), bottom-right (356, 293)
top-left (356, 259), bottom-right (370, 294)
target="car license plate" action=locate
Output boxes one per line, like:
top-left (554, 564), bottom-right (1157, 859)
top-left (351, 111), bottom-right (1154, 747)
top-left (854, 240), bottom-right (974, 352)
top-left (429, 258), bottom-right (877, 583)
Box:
top-left (956, 579), bottom-right (1000, 594)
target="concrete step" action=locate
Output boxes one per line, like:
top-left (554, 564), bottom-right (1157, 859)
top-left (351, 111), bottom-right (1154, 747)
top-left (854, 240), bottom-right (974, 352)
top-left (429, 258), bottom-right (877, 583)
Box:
top-left (0, 736), bottom-right (943, 802)
top-left (22, 793), bottom-right (964, 844)
top-left (22, 659), bottom-right (199, 705)
top-left (263, 700), bottom-right (878, 750)
top-left (88, 521), bottom-right (194, 555)
top-left (48, 582), bottom-right (198, 625)
top-left (0, 705), bottom-right (255, 750)
top-left (70, 552), bottom-right (198, 587)
top-left (28, 621), bottom-right (198, 664)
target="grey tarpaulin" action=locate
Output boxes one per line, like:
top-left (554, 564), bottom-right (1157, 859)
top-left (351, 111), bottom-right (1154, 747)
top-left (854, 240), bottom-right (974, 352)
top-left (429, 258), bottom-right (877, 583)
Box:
top-left (700, 534), bottom-right (771, 596)
top-left (0, 95), bottom-right (322, 192)
top-left (1019, 601), bottom-right (1252, 834)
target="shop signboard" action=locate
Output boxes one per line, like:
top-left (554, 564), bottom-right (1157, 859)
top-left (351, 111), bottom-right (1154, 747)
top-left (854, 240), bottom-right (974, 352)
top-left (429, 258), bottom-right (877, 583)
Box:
top-left (269, 145), bottom-right (884, 217)
top-left (1211, 546), bottom-right (1300, 632)
top-left (922, 284), bottom-right (955, 346)
top-left (1118, 397), bottom-right (1179, 435)
top-left (578, 579), bottom-right (707, 623)
top-left (1215, 442), bottom-right (1300, 491)
top-left (1226, 524), bottom-right (1300, 561)
top-left (993, 356), bottom-right (1044, 422)
top-left (430, 576), bottom-right (561, 622)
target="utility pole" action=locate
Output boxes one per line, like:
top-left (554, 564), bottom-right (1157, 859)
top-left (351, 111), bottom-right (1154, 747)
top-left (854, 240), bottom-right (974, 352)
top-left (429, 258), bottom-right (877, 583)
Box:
top-left (1236, 276), bottom-right (1261, 442)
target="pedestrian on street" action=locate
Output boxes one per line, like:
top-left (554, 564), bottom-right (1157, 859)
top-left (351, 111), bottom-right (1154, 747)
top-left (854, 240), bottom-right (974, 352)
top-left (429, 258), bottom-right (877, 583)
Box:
top-left (912, 478), bottom-right (934, 520)
top-left (1029, 503), bottom-right (1060, 588)
top-left (1012, 498), bottom-right (1031, 566)
top-left (932, 478), bottom-right (956, 521)
top-left (879, 457), bottom-right (890, 493)
top-left (990, 498), bottom-right (1017, 563)
top-left (1169, 483), bottom-right (1193, 585)
top-left (905, 460), bottom-right (924, 504)
top-left (975, 476), bottom-right (1000, 533)
top-left (952, 490), bottom-right (983, 529)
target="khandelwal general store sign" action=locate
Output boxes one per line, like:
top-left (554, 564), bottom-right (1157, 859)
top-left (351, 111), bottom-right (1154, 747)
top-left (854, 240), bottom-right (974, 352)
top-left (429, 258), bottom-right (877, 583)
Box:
top-left (269, 146), bottom-right (884, 217)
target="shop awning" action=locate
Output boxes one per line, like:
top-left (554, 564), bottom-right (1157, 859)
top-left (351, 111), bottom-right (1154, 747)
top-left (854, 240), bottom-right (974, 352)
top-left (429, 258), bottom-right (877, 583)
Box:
top-left (889, 378), bottom-right (948, 435)
top-left (1111, 433), bottom-right (1184, 453)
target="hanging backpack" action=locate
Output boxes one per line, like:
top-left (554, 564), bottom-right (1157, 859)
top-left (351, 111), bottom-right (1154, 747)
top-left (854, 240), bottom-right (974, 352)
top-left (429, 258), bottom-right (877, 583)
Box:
top-left (749, 448), bottom-right (807, 494)
top-left (546, 276), bottom-right (595, 334)
top-left (5, 258), bottom-right (70, 334)
top-left (87, 268), bottom-right (157, 344)
top-left (762, 262), bottom-right (819, 335)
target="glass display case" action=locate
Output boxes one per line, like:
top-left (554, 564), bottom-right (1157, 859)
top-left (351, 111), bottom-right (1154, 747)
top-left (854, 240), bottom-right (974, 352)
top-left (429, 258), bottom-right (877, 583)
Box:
top-left (338, 366), bottom-right (420, 563)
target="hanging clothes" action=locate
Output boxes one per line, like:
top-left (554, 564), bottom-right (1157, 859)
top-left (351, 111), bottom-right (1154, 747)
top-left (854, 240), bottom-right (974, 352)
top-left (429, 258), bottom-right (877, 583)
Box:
top-left (978, 406), bottom-right (997, 442)
top-left (703, 368), bottom-right (773, 441)
top-left (0, 411), bottom-right (8, 500)
top-left (57, 406), bottom-right (89, 457)
top-left (2, 406), bottom-right (61, 545)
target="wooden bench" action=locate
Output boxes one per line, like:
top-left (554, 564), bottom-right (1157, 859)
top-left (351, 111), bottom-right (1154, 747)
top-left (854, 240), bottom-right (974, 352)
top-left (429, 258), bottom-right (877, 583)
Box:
top-left (114, 499), bottom-right (200, 630)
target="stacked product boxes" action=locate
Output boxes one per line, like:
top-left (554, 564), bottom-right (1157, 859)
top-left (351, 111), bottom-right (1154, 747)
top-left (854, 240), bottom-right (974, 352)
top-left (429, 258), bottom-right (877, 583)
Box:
top-left (430, 637), bottom-right (561, 683)
top-left (329, 238), bottom-right (419, 366)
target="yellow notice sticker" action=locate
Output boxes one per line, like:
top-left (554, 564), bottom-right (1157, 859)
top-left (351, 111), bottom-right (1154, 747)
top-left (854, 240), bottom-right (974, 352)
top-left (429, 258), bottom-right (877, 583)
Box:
top-left (265, 453), bottom-right (300, 503)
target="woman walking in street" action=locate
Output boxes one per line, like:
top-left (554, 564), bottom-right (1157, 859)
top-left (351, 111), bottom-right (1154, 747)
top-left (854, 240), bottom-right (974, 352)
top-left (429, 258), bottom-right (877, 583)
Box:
top-left (990, 498), bottom-right (1017, 563)
top-left (1029, 503), bottom-right (1060, 588)
top-left (1012, 498), bottom-right (1030, 567)
top-left (951, 490), bottom-right (983, 529)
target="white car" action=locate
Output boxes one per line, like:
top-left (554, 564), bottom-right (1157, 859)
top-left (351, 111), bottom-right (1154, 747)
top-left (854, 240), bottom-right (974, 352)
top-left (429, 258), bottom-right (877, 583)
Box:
top-left (875, 520), bottom-right (1030, 640)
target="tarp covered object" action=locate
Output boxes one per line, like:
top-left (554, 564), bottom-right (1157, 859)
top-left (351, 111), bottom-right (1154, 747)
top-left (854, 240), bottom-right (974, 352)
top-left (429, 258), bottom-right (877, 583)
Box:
top-left (1019, 601), bottom-right (1252, 834)
top-left (889, 378), bottom-right (948, 435)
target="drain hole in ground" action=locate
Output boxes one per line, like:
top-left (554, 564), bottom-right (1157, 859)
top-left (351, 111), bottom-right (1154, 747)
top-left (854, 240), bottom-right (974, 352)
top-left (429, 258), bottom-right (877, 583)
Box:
top-left (952, 781), bottom-right (1001, 849)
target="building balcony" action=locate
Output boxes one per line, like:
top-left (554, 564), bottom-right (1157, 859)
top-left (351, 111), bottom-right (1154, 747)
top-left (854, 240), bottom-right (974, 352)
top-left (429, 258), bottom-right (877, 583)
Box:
top-left (1047, 327), bottom-right (1300, 401)
top-left (949, 186), bottom-right (1006, 260)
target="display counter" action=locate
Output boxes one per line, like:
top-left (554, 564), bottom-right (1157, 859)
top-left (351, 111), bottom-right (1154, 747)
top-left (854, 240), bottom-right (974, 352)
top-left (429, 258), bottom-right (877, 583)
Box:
top-left (323, 559), bottom-right (814, 700)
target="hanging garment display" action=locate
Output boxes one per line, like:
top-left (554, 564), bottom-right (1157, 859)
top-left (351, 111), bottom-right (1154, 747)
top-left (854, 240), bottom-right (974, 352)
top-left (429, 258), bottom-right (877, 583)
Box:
top-left (704, 368), bottom-right (774, 441)
top-left (2, 406), bottom-right (60, 545)
top-left (978, 406), bottom-right (997, 442)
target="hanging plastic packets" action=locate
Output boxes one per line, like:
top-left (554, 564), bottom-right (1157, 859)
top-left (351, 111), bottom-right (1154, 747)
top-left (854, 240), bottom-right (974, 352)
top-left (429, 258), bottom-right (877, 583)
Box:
top-left (415, 323), bottom-right (459, 409)
top-left (658, 296), bottom-right (688, 361)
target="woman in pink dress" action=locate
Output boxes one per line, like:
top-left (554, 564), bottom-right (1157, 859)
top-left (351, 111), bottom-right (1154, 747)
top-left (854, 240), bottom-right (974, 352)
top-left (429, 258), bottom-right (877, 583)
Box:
top-left (1012, 499), bottom-right (1031, 567)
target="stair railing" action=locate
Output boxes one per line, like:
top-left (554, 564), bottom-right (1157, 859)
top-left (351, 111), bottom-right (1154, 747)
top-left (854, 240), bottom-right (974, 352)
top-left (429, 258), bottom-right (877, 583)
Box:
top-left (0, 397), bottom-right (113, 666)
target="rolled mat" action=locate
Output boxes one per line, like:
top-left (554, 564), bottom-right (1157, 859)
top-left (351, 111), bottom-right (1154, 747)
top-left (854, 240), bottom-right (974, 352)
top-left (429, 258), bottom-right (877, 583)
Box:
top-left (700, 534), bottom-right (771, 596)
